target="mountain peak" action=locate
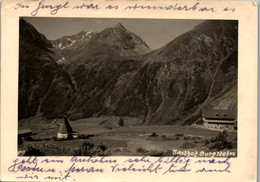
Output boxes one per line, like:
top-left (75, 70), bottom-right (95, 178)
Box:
top-left (115, 23), bottom-right (126, 30)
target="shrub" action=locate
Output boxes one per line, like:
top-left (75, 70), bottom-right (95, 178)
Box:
top-left (118, 117), bottom-right (124, 127)
top-left (191, 136), bottom-right (201, 140)
top-left (180, 142), bottom-right (196, 149)
top-left (175, 133), bottom-right (184, 137)
top-left (97, 144), bottom-right (107, 151)
top-left (210, 130), bottom-right (228, 143)
top-left (74, 142), bottom-right (110, 156)
top-left (150, 132), bottom-right (158, 138)
top-left (209, 141), bottom-right (233, 150)
top-left (161, 135), bottom-right (166, 139)
top-left (205, 139), bottom-right (210, 145)
top-left (80, 134), bottom-right (87, 139)
top-left (23, 146), bottom-right (45, 156)
top-left (184, 136), bottom-right (192, 140)
top-left (74, 142), bottom-right (94, 156)
top-left (206, 130), bottom-right (233, 151)
top-left (136, 147), bottom-right (148, 154)
top-left (148, 150), bottom-right (173, 156)
top-left (161, 135), bottom-right (170, 141)
top-left (149, 150), bottom-right (164, 156)
top-left (78, 134), bottom-right (94, 139)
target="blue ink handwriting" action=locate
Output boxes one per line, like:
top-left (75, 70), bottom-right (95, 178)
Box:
top-left (31, 0), bottom-right (70, 16)
top-left (7, 156), bottom-right (233, 181)
top-left (64, 162), bottom-right (104, 173)
top-left (16, 173), bottom-right (39, 180)
top-left (14, 3), bottom-right (30, 10)
top-left (124, 156), bottom-right (151, 163)
top-left (124, 2), bottom-right (216, 12)
top-left (73, 3), bottom-right (100, 10)
top-left (41, 158), bottom-right (64, 163)
top-left (8, 157), bottom-right (56, 173)
top-left (70, 156), bottom-right (117, 164)
top-left (195, 157), bottom-right (231, 173)
top-left (13, 1), bottom-right (237, 15)
top-left (111, 163), bottom-right (162, 173)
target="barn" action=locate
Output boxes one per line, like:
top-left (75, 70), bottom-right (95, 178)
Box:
top-left (202, 109), bottom-right (237, 130)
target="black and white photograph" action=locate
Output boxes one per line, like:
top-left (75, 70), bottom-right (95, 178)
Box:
top-left (18, 17), bottom-right (238, 157)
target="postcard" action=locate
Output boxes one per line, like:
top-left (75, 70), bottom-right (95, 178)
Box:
top-left (0, 0), bottom-right (258, 181)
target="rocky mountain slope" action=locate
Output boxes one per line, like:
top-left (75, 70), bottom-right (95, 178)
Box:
top-left (125, 20), bottom-right (238, 125)
top-left (19, 19), bottom-right (77, 120)
top-left (49, 31), bottom-right (95, 64)
top-left (67, 20), bottom-right (237, 125)
top-left (19, 19), bottom-right (237, 125)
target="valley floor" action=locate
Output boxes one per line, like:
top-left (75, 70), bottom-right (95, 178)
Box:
top-left (18, 117), bottom-right (237, 156)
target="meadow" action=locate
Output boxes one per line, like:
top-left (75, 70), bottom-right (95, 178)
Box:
top-left (18, 116), bottom-right (237, 156)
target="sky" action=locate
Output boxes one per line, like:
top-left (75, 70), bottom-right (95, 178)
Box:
top-left (23, 17), bottom-right (204, 49)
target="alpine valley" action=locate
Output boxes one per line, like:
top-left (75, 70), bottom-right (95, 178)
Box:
top-left (19, 19), bottom-right (237, 126)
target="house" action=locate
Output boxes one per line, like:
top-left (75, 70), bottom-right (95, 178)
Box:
top-left (202, 109), bottom-right (237, 130)
top-left (18, 128), bottom-right (33, 145)
top-left (57, 117), bottom-right (78, 140)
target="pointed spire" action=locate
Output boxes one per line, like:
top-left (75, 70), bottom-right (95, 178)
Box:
top-left (58, 116), bottom-right (73, 134)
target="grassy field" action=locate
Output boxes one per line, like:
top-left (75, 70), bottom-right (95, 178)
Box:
top-left (18, 117), bottom-right (237, 156)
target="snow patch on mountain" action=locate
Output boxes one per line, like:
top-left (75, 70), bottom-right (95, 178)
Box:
top-left (51, 31), bottom-right (95, 50)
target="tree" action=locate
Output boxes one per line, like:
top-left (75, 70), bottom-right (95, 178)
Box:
top-left (208, 130), bottom-right (233, 150)
top-left (119, 117), bottom-right (124, 127)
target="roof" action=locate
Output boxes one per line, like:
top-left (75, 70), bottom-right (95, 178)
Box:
top-left (18, 128), bottom-right (32, 135)
top-left (202, 109), bottom-right (236, 120)
top-left (204, 119), bottom-right (235, 124)
top-left (58, 118), bottom-right (73, 134)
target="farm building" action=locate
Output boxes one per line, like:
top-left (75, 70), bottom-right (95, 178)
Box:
top-left (57, 117), bottom-right (78, 140)
top-left (18, 128), bottom-right (33, 145)
top-left (202, 109), bottom-right (237, 130)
